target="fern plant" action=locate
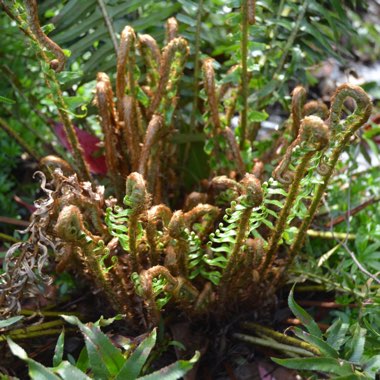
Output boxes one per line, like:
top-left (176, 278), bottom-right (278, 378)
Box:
top-left (6, 315), bottom-right (199, 379)
top-left (0, 0), bottom-right (374, 338)
top-left (271, 288), bottom-right (380, 379)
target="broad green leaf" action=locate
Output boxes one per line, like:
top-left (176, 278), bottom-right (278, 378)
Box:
top-left (61, 315), bottom-right (124, 378)
top-left (75, 347), bottom-right (89, 372)
top-left (348, 324), bottom-right (366, 363)
top-left (138, 351), bottom-right (200, 380)
top-left (54, 361), bottom-right (91, 380)
top-left (326, 318), bottom-right (349, 351)
top-left (293, 327), bottom-right (338, 358)
top-left (363, 355), bottom-right (380, 378)
top-left (0, 315), bottom-right (24, 329)
top-left (288, 286), bottom-right (322, 338)
top-left (272, 357), bottom-right (354, 376)
top-left (7, 337), bottom-right (28, 360)
top-left (115, 329), bottom-right (157, 380)
top-left (7, 338), bottom-right (60, 380)
top-left (53, 330), bottom-right (65, 367)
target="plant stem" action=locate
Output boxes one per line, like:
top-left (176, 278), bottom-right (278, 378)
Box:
top-left (0, 216), bottom-right (29, 227)
top-left (240, 0), bottom-right (249, 148)
top-left (306, 229), bottom-right (357, 241)
top-left (0, 233), bottom-right (20, 243)
top-left (261, 152), bottom-right (313, 274)
top-left (2, 1), bottom-right (91, 181)
top-left (290, 269), bottom-right (366, 298)
top-left (96, 0), bottom-right (118, 55)
top-left (240, 321), bottom-right (321, 355)
top-left (233, 333), bottom-right (315, 357)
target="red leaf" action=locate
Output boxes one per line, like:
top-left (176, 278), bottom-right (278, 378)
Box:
top-left (53, 123), bottom-right (107, 175)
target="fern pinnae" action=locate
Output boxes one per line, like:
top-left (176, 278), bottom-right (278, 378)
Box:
top-left (55, 205), bottom-right (125, 314)
top-left (168, 211), bottom-right (190, 278)
top-left (146, 204), bottom-right (172, 265)
top-left (261, 116), bottom-right (329, 275)
top-left (288, 84), bottom-right (372, 264)
top-left (148, 36), bottom-right (189, 119)
top-left (138, 34), bottom-right (161, 90)
top-left (216, 175), bottom-right (263, 299)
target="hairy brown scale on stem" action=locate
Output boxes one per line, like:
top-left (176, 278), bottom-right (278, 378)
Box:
top-left (168, 211), bottom-right (189, 278)
top-left (138, 114), bottom-right (165, 179)
top-left (166, 17), bottom-right (178, 42)
top-left (146, 204), bottom-right (172, 265)
top-left (148, 37), bottom-right (189, 118)
top-left (116, 26), bottom-right (136, 118)
top-left (96, 79), bottom-right (124, 199)
top-left (24, 0), bottom-right (66, 72)
top-left (183, 192), bottom-right (207, 211)
top-left (124, 173), bottom-right (150, 272)
top-left (247, 0), bottom-right (256, 25)
top-left (210, 175), bottom-right (243, 193)
top-left (291, 86), bottom-right (306, 139)
top-left (55, 205), bottom-right (136, 318)
top-left (183, 204), bottom-right (220, 228)
top-left (96, 72), bottom-right (118, 127)
top-left (223, 127), bottom-right (246, 177)
top-left (122, 95), bottom-right (141, 172)
top-left (138, 34), bottom-right (161, 89)
top-left (262, 116), bottom-right (329, 274)
top-left (203, 58), bottom-right (221, 132)
top-left (303, 100), bottom-right (329, 119)
top-left (219, 174), bottom-right (263, 302)
top-left (125, 172), bottom-right (150, 216)
top-left (140, 266), bottom-right (178, 324)
top-left (285, 85), bottom-right (372, 269)
top-left (328, 83), bottom-right (373, 138)
top-left (273, 116), bottom-right (329, 185)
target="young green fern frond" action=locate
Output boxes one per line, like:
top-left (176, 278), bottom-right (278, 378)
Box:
top-left (148, 37), bottom-right (189, 120)
top-left (261, 116), bottom-right (329, 274)
top-left (106, 173), bottom-right (150, 272)
top-left (138, 34), bottom-right (161, 90)
top-left (288, 84), bottom-right (372, 264)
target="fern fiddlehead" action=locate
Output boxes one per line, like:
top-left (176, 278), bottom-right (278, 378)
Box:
top-left (261, 116), bottom-right (330, 274)
top-left (24, 0), bottom-right (66, 72)
top-left (287, 84), bottom-right (372, 264)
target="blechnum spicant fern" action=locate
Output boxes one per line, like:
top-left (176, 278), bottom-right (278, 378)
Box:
top-left (0, 1), bottom-right (373, 331)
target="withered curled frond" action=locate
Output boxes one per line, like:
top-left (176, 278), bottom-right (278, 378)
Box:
top-left (40, 155), bottom-right (74, 177)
